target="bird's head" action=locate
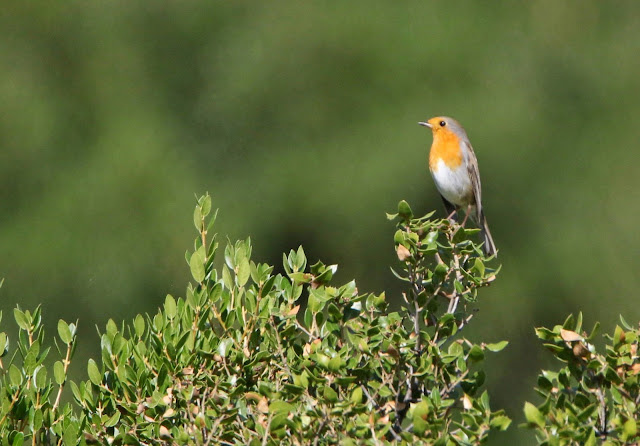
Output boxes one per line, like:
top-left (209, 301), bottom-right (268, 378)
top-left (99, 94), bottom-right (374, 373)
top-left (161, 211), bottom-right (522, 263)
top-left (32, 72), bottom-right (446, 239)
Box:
top-left (419, 116), bottom-right (466, 139)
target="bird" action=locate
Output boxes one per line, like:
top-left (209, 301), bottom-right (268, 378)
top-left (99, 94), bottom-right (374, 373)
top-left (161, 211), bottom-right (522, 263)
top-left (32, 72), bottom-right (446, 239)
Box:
top-left (418, 116), bottom-right (497, 257)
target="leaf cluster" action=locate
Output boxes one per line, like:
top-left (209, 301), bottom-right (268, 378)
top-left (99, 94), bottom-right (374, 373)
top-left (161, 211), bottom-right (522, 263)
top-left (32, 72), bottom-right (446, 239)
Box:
top-left (0, 305), bottom-right (78, 445)
top-left (524, 313), bottom-right (640, 445)
top-left (0, 196), bottom-right (509, 445)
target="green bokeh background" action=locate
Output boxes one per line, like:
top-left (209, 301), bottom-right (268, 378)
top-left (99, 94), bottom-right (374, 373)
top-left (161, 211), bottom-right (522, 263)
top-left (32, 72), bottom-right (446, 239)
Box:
top-left (2, 2), bottom-right (640, 444)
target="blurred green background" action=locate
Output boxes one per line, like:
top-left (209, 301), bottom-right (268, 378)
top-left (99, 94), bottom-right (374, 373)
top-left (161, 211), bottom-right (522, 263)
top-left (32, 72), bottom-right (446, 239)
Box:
top-left (2, 2), bottom-right (640, 443)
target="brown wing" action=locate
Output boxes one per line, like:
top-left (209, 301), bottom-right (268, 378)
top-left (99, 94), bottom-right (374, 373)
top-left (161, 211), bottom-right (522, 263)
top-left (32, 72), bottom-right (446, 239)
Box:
top-left (463, 139), bottom-right (497, 256)
top-left (463, 140), bottom-right (483, 222)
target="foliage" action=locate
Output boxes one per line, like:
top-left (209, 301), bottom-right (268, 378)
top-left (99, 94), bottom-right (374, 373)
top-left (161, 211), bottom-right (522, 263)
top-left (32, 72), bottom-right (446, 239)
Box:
top-left (524, 313), bottom-right (640, 445)
top-left (0, 195), bottom-right (508, 444)
top-left (384, 200), bottom-right (510, 444)
top-left (0, 302), bottom-right (79, 445)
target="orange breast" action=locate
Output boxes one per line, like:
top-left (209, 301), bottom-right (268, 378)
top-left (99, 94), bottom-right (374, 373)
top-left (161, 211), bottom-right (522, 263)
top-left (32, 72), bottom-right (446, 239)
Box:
top-left (429, 130), bottom-right (463, 172)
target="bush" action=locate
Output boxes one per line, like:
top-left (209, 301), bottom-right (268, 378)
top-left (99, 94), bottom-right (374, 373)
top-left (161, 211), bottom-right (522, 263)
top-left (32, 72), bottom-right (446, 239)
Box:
top-left (0, 195), bottom-right (510, 444)
top-left (524, 314), bottom-right (640, 445)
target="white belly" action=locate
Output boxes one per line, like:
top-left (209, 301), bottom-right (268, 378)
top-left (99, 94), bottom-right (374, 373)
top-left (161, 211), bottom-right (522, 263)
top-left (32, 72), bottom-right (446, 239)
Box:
top-left (430, 159), bottom-right (472, 207)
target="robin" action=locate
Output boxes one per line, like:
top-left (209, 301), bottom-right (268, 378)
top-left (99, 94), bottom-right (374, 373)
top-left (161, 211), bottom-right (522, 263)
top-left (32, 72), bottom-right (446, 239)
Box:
top-left (418, 116), bottom-right (497, 257)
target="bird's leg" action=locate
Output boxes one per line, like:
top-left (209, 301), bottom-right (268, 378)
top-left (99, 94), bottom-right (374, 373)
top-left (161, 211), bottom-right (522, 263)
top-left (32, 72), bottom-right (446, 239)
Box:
top-left (460, 204), bottom-right (471, 227)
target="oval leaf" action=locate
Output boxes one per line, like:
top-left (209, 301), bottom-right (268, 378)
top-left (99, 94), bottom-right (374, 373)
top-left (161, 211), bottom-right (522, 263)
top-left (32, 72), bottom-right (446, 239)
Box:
top-left (485, 340), bottom-right (509, 352)
top-left (54, 361), bottom-right (66, 385)
top-left (58, 320), bottom-right (73, 344)
top-left (189, 252), bottom-right (205, 283)
top-left (87, 359), bottom-right (102, 386)
top-left (164, 295), bottom-right (177, 319)
top-left (13, 309), bottom-right (30, 330)
top-left (523, 402), bottom-right (545, 428)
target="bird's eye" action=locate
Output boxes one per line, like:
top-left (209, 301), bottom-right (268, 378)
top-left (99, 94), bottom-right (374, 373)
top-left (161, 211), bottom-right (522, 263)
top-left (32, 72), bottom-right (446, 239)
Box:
top-left (439, 120), bottom-right (446, 127)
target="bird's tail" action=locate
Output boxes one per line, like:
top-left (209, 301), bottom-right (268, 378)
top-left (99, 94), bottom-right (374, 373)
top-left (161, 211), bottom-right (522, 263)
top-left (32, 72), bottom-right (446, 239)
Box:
top-left (479, 211), bottom-right (497, 257)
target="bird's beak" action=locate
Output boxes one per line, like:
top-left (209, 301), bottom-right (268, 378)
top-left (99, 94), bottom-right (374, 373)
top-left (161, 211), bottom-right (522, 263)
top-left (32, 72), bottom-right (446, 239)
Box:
top-left (418, 121), bottom-right (432, 128)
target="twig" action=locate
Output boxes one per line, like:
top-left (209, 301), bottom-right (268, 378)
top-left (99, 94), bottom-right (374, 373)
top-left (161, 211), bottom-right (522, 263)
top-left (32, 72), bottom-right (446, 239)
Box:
top-left (261, 413), bottom-right (273, 446)
top-left (447, 253), bottom-right (464, 315)
top-left (369, 416), bottom-right (382, 446)
top-left (458, 311), bottom-right (475, 329)
top-left (269, 316), bottom-right (293, 378)
top-left (52, 341), bottom-right (74, 412)
top-left (0, 388), bottom-right (20, 426)
top-left (439, 369), bottom-right (469, 399)
top-left (595, 386), bottom-right (607, 436)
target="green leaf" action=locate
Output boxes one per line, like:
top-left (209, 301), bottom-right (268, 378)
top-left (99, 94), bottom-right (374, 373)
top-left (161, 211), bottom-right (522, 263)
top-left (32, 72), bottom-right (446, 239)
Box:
top-left (536, 374), bottom-right (553, 392)
top-left (623, 418), bottom-right (637, 438)
top-left (412, 400), bottom-right (429, 436)
top-left (328, 356), bottom-right (343, 372)
top-left (9, 364), bottom-right (22, 386)
top-left (69, 381), bottom-right (82, 404)
top-left (218, 338), bottom-right (233, 358)
top-left (468, 345), bottom-right (484, 362)
top-left (322, 386), bottom-right (338, 403)
top-left (584, 429), bottom-right (597, 446)
top-left (106, 319), bottom-right (118, 339)
top-left (295, 245), bottom-right (306, 270)
top-left (303, 307), bottom-right (313, 329)
top-left (11, 432), bottom-right (24, 446)
top-left (23, 350), bottom-right (37, 374)
top-left (222, 264), bottom-right (233, 290)
top-left (613, 325), bottom-right (625, 346)
top-left (193, 206), bottom-right (203, 231)
top-left (586, 321), bottom-right (600, 342)
top-left (33, 365), bottom-right (47, 390)
top-left (452, 227), bottom-right (467, 244)
top-left (54, 361), bottom-right (66, 385)
top-left (480, 390), bottom-right (490, 410)
top-left (425, 230), bottom-right (438, 244)
top-left (473, 257), bottom-right (485, 276)
top-left (490, 414), bottom-right (512, 431)
top-left (269, 400), bottom-right (294, 415)
top-left (105, 411), bottom-right (121, 428)
top-left (562, 313), bottom-right (576, 330)
top-left (327, 303), bottom-right (342, 321)
top-left (619, 314), bottom-right (633, 330)
top-left (87, 359), bottom-right (102, 386)
top-left (237, 258), bottom-right (250, 287)
top-left (398, 200), bottom-right (413, 219)
top-left (190, 251), bottom-right (205, 283)
top-left (351, 387), bottom-right (363, 404)
top-left (121, 434), bottom-right (140, 445)
top-left (575, 311), bottom-right (583, 333)
top-left (250, 261), bottom-right (260, 284)
top-left (201, 194), bottom-right (212, 217)
top-left (206, 208), bottom-right (219, 232)
top-left (14, 308), bottom-right (30, 330)
top-left (63, 421), bottom-right (78, 446)
top-left (58, 319), bottom-right (73, 344)
top-left (0, 332), bottom-right (7, 356)
top-left (134, 314), bottom-right (145, 338)
top-left (485, 340), bottom-right (509, 352)
top-left (542, 343), bottom-right (565, 354)
top-left (523, 402), bottom-right (545, 428)
top-left (33, 409), bottom-right (44, 431)
top-left (164, 295), bottom-right (177, 319)
top-left (308, 288), bottom-right (331, 313)
top-left (534, 327), bottom-right (556, 341)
